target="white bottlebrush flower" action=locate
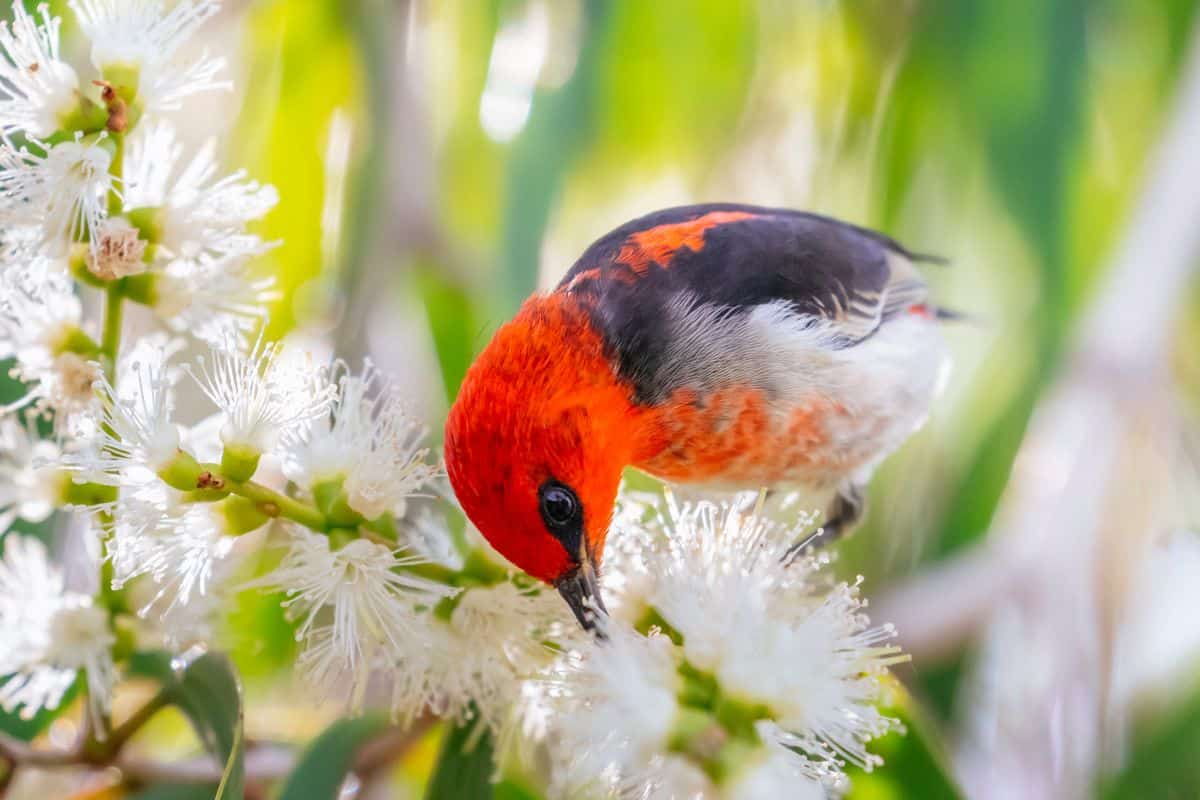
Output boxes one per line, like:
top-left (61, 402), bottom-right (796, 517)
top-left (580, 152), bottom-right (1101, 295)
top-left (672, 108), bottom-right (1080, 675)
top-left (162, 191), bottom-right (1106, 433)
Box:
top-left (152, 253), bottom-right (277, 343)
top-left (283, 360), bottom-right (439, 520)
top-left (0, 134), bottom-right (114, 256)
top-left (727, 748), bottom-right (826, 800)
top-left (387, 578), bottom-right (575, 729)
top-left (68, 0), bottom-right (229, 112)
top-left (185, 336), bottom-right (334, 454)
top-left (0, 535), bottom-right (115, 725)
top-left (104, 483), bottom-right (232, 619)
top-left (0, 414), bottom-right (63, 532)
top-left (544, 626), bottom-right (685, 799)
top-left (0, 267), bottom-right (99, 422)
top-left (66, 336), bottom-right (182, 483)
top-left (124, 120), bottom-right (278, 263)
top-left (250, 526), bottom-right (457, 709)
top-left (608, 495), bottom-right (902, 785)
top-left (0, 2), bottom-right (80, 137)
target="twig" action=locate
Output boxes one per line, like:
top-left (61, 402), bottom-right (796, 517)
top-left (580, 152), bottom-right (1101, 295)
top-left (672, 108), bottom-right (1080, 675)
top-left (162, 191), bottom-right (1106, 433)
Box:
top-left (0, 691), bottom-right (172, 788)
top-left (1, 713), bottom-right (436, 796)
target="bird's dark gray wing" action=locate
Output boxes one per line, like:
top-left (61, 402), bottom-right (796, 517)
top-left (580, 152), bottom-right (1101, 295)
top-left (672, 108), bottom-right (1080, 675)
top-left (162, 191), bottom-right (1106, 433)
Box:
top-left (559, 203), bottom-right (938, 402)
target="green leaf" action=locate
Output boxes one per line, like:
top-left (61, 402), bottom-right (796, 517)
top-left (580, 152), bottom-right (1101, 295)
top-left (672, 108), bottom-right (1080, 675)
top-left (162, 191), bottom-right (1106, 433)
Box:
top-left (426, 718), bottom-right (496, 800)
top-left (494, 780), bottom-right (543, 800)
top-left (128, 651), bottom-right (244, 800)
top-left (278, 714), bottom-right (389, 800)
top-left (0, 676), bottom-right (80, 741)
top-left (845, 686), bottom-right (964, 800)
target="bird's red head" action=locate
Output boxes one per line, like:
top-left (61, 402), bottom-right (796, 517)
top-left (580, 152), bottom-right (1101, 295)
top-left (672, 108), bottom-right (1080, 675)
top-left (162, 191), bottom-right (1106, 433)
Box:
top-left (444, 294), bottom-right (636, 631)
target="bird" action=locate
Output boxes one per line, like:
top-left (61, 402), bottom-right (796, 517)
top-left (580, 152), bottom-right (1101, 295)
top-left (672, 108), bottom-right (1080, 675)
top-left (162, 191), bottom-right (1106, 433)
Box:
top-left (444, 203), bottom-right (951, 632)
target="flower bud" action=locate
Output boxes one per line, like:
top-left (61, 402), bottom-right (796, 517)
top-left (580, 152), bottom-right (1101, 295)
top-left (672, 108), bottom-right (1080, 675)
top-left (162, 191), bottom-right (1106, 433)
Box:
top-left (221, 495), bottom-right (270, 535)
top-left (312, 477), bottom-right (364, 528)
top-left (220, 442), bottom-right (261, 483)
top-left (157, 450), bottom-right (205, 492)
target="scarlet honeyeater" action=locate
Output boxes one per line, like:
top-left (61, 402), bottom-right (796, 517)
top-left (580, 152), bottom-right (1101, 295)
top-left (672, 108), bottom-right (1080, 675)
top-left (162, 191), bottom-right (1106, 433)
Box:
top-left (445, 204), bottom-right (950, 630)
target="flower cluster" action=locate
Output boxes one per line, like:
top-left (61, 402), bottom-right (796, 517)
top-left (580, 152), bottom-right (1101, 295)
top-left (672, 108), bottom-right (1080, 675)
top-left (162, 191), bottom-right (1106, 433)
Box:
top-left (0, 3), bottom-right (906, 797)
top-left (529, 493), bottom-right (905, 798)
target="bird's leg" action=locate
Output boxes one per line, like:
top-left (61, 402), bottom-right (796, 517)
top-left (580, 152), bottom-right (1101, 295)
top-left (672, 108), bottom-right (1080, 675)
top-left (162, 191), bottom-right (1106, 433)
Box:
top-left (784, 483), bottom-right (866, 562)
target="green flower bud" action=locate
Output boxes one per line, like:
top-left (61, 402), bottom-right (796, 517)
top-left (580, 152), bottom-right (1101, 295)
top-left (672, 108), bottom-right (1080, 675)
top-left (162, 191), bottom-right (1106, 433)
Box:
top-left (157, 450), bottom-right (206, 492)
top-left (221, 495), bottom-right (270, 535)
top-left (220, 443), bottom-right (261, 483)
top-left (312, 477), bottom-right (363, 528)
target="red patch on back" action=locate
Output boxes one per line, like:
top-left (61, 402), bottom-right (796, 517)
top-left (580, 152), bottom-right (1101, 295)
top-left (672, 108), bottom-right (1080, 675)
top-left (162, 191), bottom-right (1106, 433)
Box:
top-left (616, 211), bottom-right (756, 275)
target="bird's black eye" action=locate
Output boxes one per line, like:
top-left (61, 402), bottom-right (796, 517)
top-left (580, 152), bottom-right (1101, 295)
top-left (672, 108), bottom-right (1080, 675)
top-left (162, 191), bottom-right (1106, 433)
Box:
top-left (539, 481), bottom-right (580, 529)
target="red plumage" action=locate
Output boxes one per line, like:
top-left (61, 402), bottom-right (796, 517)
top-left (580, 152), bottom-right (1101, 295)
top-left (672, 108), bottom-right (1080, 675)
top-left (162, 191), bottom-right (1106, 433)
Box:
top-left (445, 204), bottom-right (950, 627)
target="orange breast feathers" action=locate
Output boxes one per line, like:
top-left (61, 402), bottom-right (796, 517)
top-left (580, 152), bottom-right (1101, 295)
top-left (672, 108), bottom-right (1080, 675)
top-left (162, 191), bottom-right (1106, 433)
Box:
top-left (632, 385), bottom-right (858, 488)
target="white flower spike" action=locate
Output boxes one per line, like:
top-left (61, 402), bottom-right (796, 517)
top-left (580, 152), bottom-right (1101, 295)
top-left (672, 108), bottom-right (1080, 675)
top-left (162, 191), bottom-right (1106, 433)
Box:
top-left (152, 253), bottom-right (277, 343)
top-left (540, 495), bottom-right (904, 797)
top-left (69, 0), bottom-right (230, 113)
top-left (0, 134), bottom-right (114, 256)
top-left (250, 527), bottom-right (457, 709)
top-left (547, 626), bottom-right (683, 798)
top-left (0, 414), bottom-right (63, 532)
top-left (185, 335), bottom-right (334, 455)
top-left (123, 120), bottom-right (278, 263)
top-left (387, 579), bottom-right (573, 730)
top-left (0, 2), bottom-right (80, 137)
top-left (104, 483), bottom-right (232, 621)
top-left (0, 267), bottom-right (98, 423)
top-left (0, 536), bottom-right (115, 727)
top-left (67, 337), bottom-right (182, 484)
top-left (283, 360), bottom-right (440, 521)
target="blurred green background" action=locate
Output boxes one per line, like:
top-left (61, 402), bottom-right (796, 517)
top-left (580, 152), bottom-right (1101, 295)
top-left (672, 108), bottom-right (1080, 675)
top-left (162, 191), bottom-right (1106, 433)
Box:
top-left (6, 0), bottom-right (1200, 797)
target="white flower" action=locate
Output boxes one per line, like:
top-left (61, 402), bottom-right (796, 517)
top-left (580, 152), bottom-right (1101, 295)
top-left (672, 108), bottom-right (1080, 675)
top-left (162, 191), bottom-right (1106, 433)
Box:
top-left (185, 336), bottom-right (334, 454)
top-left (105, 483), bottom-right (231, 620)
top-left (0, 536), bottom-right (115, 724)
top-left (66, 336), bottom-right (182, 483)
top-left (0, 414), bottom-right (63, 531)
top-left (0, 2), bottom-right (80, 137)
top-left (0, 134), bottom-right (114, 255)
top-left (728, 749), bottom-right (825, 800)
top-left (68, 0), bottom-right (229, 112)
top-left (546, 626), bottom-right (683, 798)
top-left (606, 495), bottom-right (903, 785)
top-left (124, 120), bottom-right (278, 263)
top-left (0, 267), bottom-right (98, 422)
top-left (249, 526), bottom-right (457, 709)
top-left (152, 253), bottom-right (277, 342)
top-left (283, 360), bottom-right (439, 520)
top-left (387, 579), bottom-right (574, 729)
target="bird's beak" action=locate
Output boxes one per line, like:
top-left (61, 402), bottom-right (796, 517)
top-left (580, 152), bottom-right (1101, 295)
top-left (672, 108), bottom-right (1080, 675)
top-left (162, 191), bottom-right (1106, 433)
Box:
top-left (556, 550), bottom-right (608, 638)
